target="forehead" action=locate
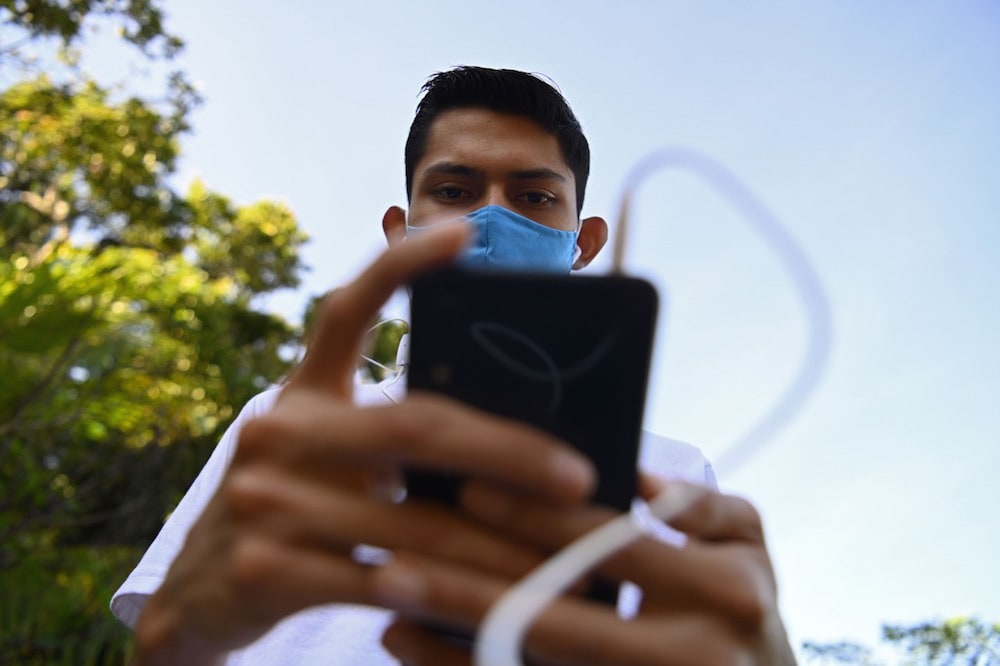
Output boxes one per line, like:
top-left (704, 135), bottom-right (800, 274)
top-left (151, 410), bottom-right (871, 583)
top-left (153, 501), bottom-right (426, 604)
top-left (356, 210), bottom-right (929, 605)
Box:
top-left (416, 108), bottom-right (573, 180)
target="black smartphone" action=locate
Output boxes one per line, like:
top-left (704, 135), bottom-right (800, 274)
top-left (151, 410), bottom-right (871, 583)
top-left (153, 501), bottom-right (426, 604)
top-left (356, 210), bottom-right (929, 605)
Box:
top-left (405, 266), bottom-right (659, 607)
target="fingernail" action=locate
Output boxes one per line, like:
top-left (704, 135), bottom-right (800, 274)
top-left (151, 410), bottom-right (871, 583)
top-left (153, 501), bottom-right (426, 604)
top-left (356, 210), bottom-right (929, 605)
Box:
top-left (375, 563), bottom-right (427, 609)
top-left (551, 450), bottom-right (595, 496)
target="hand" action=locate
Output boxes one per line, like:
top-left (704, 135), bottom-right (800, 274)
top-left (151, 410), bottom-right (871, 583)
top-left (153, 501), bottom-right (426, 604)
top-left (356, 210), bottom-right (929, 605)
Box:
top-left (130, 223), bottom-right (596, 665)
top-left (374, 476), bottom-right (796, 666)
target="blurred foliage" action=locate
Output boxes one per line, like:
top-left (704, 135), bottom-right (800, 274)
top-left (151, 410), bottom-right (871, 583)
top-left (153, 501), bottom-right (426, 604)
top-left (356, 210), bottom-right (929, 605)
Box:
top-left (1, 547), bottom-right (137, 664)
top-left (803, 616), bottom-right (1000, 665)
top-left (1, 4), bottom-right (406, 662)
top-left (0, 0), bottom-right (183, 58)
top-left (0, 3), bottom-right (328, 663)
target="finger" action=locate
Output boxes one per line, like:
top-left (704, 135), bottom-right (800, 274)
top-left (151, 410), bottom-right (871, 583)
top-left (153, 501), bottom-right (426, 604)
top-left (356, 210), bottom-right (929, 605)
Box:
top-left (239, 392), bottom-right (595, 504)
top-left (372, 554), bottom-right (499, 626)
top-left (660, 482), bottom-right (765, 544)
top-left (460, 482), bottom-right (772, 623)
top-left (637, 470), bottom-right (666, 501)
top-left (463, 479), bottom-right (762, 546)
top-left (290, 222), bottom-right (471, 399)
top-left (639, 472), bottom-right (761, 541)
top-left (382, 618), bottom-right (472, 666)
top-left (367, 463), bottom-right (405, 503)
top-left (530, 610), bottom-right (747, 666)
top-left (228, 536), bottom-right (379, 613)
top-left (223, 464), bottom-right (545, 579)
top-left (460, 480), bottom-right (617, 549)
top-left (373, 554), bottom-right (747, 666)
top-left (146, 536), bottom-right (379, 650)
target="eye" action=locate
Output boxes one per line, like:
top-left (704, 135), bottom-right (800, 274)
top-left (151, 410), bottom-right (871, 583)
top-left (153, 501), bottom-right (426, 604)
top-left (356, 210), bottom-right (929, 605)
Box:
top-left (519, 191), bottom-right (556, 206)
top-left (432, 186), bottom-right (470, 202)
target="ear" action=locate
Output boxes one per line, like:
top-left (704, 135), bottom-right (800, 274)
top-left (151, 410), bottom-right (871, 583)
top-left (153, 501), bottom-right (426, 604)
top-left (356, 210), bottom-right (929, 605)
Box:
top-left (382, 206), bottom-right (408, 246)
top-left (572, 216), bottom-right (608, 270)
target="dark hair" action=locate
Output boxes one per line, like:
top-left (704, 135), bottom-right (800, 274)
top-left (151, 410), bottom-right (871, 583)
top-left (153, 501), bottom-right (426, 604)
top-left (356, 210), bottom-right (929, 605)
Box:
top-left (404, 66), bottom-right (591, 214)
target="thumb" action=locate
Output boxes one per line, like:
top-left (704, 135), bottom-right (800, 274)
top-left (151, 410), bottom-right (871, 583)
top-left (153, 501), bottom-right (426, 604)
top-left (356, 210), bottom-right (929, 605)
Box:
top-left (288, 222), bottom-right (470, 400)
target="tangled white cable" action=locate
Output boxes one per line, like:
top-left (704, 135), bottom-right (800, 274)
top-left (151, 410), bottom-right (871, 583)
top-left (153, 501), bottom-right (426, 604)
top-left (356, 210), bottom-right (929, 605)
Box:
top-left (473, 482), bottom-right (709, 666)
top-left (613, 147), bottom-right (833, 473)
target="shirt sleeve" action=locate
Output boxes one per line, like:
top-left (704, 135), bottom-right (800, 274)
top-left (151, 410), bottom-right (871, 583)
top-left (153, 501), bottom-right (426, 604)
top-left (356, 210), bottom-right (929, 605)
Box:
top-left (638, 430), bottom-right (718, 490)
top-left (615, 431), bottom-right (717, 619)
top-left (110, 388), bottom-right (281, 629)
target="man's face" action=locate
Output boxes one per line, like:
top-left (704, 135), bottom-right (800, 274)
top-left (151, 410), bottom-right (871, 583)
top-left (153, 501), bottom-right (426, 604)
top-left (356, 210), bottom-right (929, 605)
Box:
top-left (407, 108), bottom-right (579, 232)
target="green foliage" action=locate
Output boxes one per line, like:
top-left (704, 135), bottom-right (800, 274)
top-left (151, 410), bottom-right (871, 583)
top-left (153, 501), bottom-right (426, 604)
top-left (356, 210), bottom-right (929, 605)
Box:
top-left (0, 75), bottom-right (187, 257)
top-left (1, 546), bottom-right (137, 664)
top-left (0, 4), bottom-right (319, 662)
top-left (188, 181), bottom-right (308, 296)
top-left (0, 0), bottom-right (183, 60)
top-left (803, 617), bottom-right (1000, 666)
top-left (0, 4), bottom-right (406, 662)
top-left (882, 617), bottom-right (1000, 665)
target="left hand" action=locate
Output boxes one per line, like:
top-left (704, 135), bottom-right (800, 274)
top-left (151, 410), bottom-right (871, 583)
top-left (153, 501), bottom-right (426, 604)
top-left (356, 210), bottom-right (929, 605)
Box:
top-left (129, 222), bottom-right (597, 665)
top-left (372, 475), bottom-right (797, 666)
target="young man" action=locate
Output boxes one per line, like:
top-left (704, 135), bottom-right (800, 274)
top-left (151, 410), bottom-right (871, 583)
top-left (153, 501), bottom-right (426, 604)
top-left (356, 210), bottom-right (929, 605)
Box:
top-left (116, 67), bottom-right (794, 665)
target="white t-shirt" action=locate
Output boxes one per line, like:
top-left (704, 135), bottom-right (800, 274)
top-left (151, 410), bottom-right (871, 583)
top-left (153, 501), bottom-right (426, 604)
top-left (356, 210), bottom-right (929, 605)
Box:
top-left (111, 371), bottom-right (716, 664)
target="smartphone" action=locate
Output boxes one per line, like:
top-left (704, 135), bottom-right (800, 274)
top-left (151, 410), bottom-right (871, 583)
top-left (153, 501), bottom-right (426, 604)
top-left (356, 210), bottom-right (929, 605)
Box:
top-left (405, 266), bottom-right (659, 608)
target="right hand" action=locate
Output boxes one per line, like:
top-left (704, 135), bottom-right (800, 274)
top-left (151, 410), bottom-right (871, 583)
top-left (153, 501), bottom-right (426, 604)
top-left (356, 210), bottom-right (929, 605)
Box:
top-left (130, 222), bottom-right (596, 665)
top-left (374, 476), bottom-right (795, 666)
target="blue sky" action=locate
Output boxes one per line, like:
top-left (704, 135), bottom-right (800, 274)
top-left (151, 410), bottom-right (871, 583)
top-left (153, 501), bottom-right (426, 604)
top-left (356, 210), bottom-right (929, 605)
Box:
top-left (79, 0), bottom-right (1000, 656)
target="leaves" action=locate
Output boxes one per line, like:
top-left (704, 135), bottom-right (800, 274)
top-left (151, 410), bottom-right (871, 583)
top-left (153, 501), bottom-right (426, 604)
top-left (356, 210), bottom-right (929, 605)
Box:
top-left (0, 77), bottom-right (187, 255)
top-left (0, 208), bottom-right (306, 547)
top-left (0, 10), bottom-right (310, 661)
top-left (0, 545), bottom-right (137, 664)
top-left (803, 617), bottom-right (1000, 665)
top-left (187, 181), bottom-right (309, 295)
top-left (0, 0), bottom-right (183, 59)
top-left (882, 617), bottom-right (1000, 665)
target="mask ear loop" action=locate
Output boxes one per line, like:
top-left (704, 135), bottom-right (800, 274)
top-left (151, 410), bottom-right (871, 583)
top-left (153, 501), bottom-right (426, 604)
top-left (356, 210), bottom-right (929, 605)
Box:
top-left (474, 146), bottom-right (833, 665)
top-left (359, 318), bottom-right (410, 404)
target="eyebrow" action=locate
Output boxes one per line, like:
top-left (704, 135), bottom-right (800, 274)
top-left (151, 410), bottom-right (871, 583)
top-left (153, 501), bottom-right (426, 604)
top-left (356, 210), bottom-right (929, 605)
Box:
top-left (423, 161), bottom-right (567, 183)
top-left (511, 168), bottom-right (567, 183)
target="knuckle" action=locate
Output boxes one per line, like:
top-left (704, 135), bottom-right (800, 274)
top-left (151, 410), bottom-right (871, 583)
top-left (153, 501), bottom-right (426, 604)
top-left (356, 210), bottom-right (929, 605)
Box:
top-left (734, 498), bottom-right (764, 538)
top-left (721, 558), bottom-right (775, 630)
top-left (711, 637), bottom-right (753, 666)
top-left (378, 400), bottom-right (441, 450)
top-left (221, 466), bottom-right (275, 514)
top-left (235, 417), bottom-right (281, 461)
top-left (402, 509), bottom-right (455, 549)
top-left (230, 535), bottom-right (282, 589)
top-left (730, 584), bottom-right (770, 629)
top-left (314, 289), bottom-right (349, 329)
top-left (569, 629), bottom-right (611, 663)
top-left (684, 621), bottom-right (754, 666)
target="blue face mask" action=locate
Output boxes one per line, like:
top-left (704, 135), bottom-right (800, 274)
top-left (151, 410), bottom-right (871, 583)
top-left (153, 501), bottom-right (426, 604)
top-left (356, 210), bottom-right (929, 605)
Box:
top-left (407, 205), bottom-right (579, 273)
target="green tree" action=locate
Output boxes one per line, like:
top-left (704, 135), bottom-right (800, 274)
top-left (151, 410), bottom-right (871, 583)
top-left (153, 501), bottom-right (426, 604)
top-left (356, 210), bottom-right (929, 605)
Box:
top-left (0, 0), bottom-right (183, 59)
top-left (0, 4), bottom-right (408, 662)
top-left (803, 617), bottom-right (1000, 666)
top-left (0, 3), bottom-right (311, 663)
top-left (882, 617), bottom-right (1000, 665)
